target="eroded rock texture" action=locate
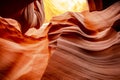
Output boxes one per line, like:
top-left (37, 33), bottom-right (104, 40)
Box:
top-left (0, 0), bottom-right (120, 80)
top-left (0, 0), bottom-right (49, 80)
top-left (42, 1), bottom-right (120, 80)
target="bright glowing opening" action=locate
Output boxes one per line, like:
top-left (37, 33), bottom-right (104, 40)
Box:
top-left (43, 0), bottom-right (89, 22)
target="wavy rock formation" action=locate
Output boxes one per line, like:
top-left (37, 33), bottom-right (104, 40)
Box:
top-left (0, 0), bottom-right (49, 80)
top-left (42, 1), bottom-right (120, 80)
top-left (0, 0), bottom-right (120, 80)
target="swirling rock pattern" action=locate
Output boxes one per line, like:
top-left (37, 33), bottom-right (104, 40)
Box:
top-left (0, 0), bottom-right (49, 80)
top-left (42, 1), bottom-right (120, 80)
top-left (0, 0), bottom-right (120, 80)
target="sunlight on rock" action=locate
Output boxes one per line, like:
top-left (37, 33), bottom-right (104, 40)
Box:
top-left (43, 0), bottom-right (89, 22)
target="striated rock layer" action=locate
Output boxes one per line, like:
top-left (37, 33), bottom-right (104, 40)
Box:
top-left (42, 1), bottom-right (120, 80)
top-left (0, 0), bottom-right (49, 80)
top-left (0, 0), bottom-right (120, 80)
